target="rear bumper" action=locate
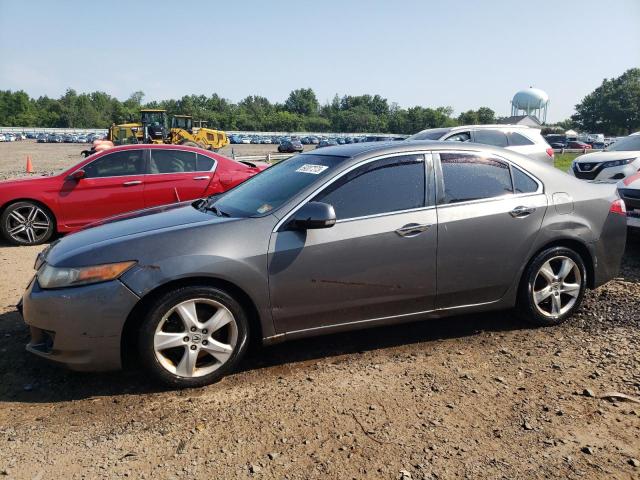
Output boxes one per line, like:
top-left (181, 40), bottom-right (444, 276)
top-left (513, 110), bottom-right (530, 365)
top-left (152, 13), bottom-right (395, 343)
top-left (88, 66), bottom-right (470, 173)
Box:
top-left (591, 212), bottom-right (628, 288)
top-left (20, 277), bottom-right (140, 371)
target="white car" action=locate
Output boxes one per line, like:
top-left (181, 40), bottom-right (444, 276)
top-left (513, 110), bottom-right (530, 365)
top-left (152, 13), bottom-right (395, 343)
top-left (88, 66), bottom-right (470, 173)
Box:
top-left (569, 135), bottom-right (640, 181)
top-left (407, 125), bottom-right (555, 165)
top-left (618, 173), bottom-right (640, 229)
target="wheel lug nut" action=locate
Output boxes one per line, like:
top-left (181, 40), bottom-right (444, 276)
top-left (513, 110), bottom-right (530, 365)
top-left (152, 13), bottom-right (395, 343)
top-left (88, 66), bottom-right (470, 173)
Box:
top-left (190, 345), bottom-right (197, 350)
top-left (190, 327), bottom-right (197, 332)
top-left (202, 340), bottom-right (208, 346)
top-left (183, 336), bottom-right (189, 342)
top-left (202, 329), bottom-right (208, 334)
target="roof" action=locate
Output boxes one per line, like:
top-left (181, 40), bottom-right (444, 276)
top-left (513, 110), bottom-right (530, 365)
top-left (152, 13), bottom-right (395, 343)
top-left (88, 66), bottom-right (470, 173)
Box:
top-left (497, 115), bottom-right (542, 126)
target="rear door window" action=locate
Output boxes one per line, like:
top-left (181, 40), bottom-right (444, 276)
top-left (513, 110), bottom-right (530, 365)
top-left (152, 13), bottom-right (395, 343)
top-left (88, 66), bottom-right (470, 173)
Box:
top-left (439, 152), bottom-right (513, 204)
top-left (507, 132), bottom-right (534, 146)
top-left (149, 149), bottom-right (197, 174)
top-left (473, 130), bottom-right (509, 147)
top-left (197, 154), bottom-right (216, 171)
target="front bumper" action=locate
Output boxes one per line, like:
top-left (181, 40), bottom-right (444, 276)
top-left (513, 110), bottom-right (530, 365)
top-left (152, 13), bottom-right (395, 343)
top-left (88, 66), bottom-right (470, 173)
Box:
top-left (20, 277), bottom-right (140, 371)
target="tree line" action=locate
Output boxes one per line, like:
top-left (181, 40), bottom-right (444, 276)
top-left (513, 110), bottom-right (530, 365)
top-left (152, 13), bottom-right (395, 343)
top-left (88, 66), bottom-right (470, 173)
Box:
top-left (0, 68), bottom-right (637, 134)
top-left (0, 87), bottom-right (496, 134)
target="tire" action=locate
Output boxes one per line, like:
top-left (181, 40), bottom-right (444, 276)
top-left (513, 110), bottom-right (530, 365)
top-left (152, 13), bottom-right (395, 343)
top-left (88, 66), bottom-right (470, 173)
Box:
top-left (1, 201), bottom-right (55, 246)
top-left (516, 247), bottom-right (587, 326)
top-left (138, 285), bottom-right (250, 388)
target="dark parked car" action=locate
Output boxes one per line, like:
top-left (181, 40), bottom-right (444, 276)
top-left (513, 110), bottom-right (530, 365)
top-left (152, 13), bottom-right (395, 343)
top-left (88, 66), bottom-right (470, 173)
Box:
top-left (20, 142), bottom-right (626, 388)
top-left (316, 138), bottom-right (338, 148)
top-left (278, 139), bottom-right (304, 153)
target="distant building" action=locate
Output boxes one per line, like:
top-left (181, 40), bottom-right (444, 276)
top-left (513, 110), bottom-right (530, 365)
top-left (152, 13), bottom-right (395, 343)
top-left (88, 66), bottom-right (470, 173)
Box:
top-left (498, 115), bottom-right (542, 127)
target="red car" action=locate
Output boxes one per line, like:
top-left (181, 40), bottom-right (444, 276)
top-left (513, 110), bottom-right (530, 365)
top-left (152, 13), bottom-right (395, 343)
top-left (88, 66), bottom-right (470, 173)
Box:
top-left (566, 141), bottom-right (592, 149)
top-left (0, 144), bottom-right (268, 246)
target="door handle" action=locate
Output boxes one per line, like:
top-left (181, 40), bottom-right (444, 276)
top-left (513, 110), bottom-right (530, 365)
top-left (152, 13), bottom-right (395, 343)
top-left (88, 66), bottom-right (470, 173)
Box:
top-left (122, 180), bottom-right (142, 186)
top-left (193, 176), bottom-right (210, 180)
top-left (510, 206), bottom-right (536, 218)
top-left (395, 223), bottom-right (431, 237)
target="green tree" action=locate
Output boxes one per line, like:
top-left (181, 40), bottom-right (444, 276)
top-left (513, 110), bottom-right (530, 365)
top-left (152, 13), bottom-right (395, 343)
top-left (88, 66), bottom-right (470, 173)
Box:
top-left (284, 88), bottom-right (319, 116)
top-left (572, 68), bottom-right (640, 135)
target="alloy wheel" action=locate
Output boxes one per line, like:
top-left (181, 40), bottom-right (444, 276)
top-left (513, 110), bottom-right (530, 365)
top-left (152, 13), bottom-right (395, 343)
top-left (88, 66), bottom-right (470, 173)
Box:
top-left (532, 256), bottom-right (582, 318)
top-left (5, 205), bottom-right (51, 244)
top-left (153, 298), bottom-right (238, 378)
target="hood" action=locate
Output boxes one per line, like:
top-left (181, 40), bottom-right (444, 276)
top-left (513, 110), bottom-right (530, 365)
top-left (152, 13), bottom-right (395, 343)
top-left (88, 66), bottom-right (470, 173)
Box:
top-left (0, 174), bottom-right (57, 186)
top-left (619, 172), bottom-right (640, 189)
top-left (575, 151), bottom-right (640, 163)
top-left (45, 202), bottom-right (234, 266)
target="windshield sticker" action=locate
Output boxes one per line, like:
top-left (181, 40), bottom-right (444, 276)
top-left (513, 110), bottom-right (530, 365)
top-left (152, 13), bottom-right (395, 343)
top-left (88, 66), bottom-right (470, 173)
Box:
top-left (296, 164), bottom-right (329, 174)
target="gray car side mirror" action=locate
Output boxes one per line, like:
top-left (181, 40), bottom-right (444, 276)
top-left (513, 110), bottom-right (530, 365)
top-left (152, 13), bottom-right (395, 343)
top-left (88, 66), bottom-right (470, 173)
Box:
top-left (290, 202), bottom-right (336, 230)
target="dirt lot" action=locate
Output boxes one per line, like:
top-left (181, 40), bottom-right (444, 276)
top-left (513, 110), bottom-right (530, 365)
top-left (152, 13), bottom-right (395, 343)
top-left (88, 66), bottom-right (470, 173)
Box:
top-left (0, 142), bottom-right (639, 479)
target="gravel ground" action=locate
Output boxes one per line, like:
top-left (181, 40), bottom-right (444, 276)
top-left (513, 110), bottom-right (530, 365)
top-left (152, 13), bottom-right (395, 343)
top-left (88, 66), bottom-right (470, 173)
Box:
top-left (0, 142), bottom-right (638, 479)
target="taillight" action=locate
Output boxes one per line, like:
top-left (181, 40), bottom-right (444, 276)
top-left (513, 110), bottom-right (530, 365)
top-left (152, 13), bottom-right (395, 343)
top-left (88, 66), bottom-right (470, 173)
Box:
top-left (610, 199), bottom-right (626, 216)
top-left (546, 147), bottom-right (554, 158)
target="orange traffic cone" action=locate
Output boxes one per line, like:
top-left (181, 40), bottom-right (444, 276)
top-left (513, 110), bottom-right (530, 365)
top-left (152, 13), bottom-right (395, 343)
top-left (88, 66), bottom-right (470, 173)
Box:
top-left (26, 156), bottom-right (33, 173)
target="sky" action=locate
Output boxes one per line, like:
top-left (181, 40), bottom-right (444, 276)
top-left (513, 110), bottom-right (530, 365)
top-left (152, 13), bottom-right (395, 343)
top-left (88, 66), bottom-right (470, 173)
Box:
top-left (0, 0), bottom-right (638, 123)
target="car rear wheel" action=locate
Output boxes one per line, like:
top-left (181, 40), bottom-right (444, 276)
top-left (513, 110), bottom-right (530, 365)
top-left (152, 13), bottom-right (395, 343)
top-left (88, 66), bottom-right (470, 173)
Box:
top-left (138, 285), bottom-right (250, 388)
top-left (0, 201), bottom-right (55, 246)
top-left (517, 247), bottom-right (587, 326)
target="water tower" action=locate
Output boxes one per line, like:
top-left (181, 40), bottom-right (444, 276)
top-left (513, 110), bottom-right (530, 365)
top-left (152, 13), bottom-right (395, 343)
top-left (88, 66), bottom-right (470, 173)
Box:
top-left (511, 87), bottom-right (549, 123)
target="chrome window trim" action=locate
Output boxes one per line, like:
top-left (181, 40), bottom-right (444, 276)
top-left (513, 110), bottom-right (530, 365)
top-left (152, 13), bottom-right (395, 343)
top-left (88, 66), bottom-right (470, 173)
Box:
top-left (273, 150), bottom-right (432, 233)
top-left (335, 205), bottom-right (436, 224)
top-left (434, 150), bottom-right (544, 208)
top-left (71, 147), bottom-right (217, 179)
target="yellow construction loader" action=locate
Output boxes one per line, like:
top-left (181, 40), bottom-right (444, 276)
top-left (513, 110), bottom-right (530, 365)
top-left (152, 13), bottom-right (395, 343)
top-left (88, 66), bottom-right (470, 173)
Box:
top-left (107, 109), bottom-right (229, 150)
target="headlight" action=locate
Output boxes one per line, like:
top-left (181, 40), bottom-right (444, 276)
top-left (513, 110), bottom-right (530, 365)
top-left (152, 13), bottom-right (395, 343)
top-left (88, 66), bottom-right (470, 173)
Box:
top-left (38, 261), bottom-right (136, 289)
top-left (603, 158), bottom-right (635, 168)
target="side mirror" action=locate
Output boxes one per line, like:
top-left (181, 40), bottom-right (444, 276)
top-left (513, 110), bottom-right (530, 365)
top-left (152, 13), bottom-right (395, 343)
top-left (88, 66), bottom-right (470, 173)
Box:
top-left (68, 170), bottom-right (86, 181)
top-left (289, 202), bottom-right (336, 230)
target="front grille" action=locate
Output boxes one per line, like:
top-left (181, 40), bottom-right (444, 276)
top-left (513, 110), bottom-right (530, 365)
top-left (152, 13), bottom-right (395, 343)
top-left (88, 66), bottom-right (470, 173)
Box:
top-left (573, 165), bottom-right (598, 180)
top-left (579, 162), bottom-right (599, 172)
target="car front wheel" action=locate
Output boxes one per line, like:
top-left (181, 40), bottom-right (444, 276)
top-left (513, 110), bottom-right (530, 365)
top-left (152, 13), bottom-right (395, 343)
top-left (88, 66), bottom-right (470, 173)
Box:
top-left (1, 201), bottom-right (55, 246)
top-left (138, 285), bottom-right (250, 388)
top-left (517, 247), bottom-right (587, 326)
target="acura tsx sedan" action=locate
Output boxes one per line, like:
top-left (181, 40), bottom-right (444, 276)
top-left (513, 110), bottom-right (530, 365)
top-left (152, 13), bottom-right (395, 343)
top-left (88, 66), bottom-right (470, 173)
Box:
top-left (20, 142), bottom-right (627, 388)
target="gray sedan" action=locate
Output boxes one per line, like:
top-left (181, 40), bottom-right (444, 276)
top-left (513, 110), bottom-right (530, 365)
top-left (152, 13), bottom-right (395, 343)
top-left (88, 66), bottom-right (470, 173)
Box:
top-left (20, 142), bottom-right (627, 388)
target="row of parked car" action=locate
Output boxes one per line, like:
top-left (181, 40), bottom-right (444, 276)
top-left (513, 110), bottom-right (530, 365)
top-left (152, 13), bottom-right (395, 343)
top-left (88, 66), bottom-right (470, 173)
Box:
top-left (0, 132), bottom-right (26, 142)
top-left (229, 134), bottom-right (403, 146)
top-left (35, 132), bottom-right (105, 144)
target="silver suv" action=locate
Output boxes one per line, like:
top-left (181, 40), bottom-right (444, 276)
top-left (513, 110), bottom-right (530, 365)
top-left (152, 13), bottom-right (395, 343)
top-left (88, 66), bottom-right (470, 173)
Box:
top-left (407, 125), bottom-right (555, 165)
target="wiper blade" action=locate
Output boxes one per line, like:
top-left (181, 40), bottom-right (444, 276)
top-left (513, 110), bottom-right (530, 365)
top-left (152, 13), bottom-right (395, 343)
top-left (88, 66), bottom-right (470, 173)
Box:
top-left (202, 204), bottom-right (230, 217)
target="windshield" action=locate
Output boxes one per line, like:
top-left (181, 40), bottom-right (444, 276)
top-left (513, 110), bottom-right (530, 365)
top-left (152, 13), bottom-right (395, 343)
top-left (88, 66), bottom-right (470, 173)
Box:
top-left (210, 154), bottom-right (344, 217)
top-left (406, 128), bottom-right (450, 141)
top-left (607, 136), bottom-right (640, 151)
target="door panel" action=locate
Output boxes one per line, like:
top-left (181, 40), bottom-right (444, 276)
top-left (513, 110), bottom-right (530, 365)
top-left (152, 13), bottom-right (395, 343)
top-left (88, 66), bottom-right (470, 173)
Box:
top-left (144, 149), bottom-right (213, 207)
top-left (436, 193), bottom-right (547, 309)
top-left (58, 176), bottom-right (145, 228)
top-left (268, 209), bottom-right (438, 333)
top-left (58, 149), bottom-right (147, 228)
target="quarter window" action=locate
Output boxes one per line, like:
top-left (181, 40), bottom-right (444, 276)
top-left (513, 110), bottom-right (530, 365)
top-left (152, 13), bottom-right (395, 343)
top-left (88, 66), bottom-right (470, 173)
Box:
top-left (149, 150), bottom-right (197, 174)
top-left (440, 153), bottom-right (512, 204)
top-left (83, 150), bottom-right (146, 178)
top-left (313, 155), bottom-right (426, 220)
top-left (473, 130), bottom-right (508, 147)
top-left (512, 167), bottom-right (539, 193)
